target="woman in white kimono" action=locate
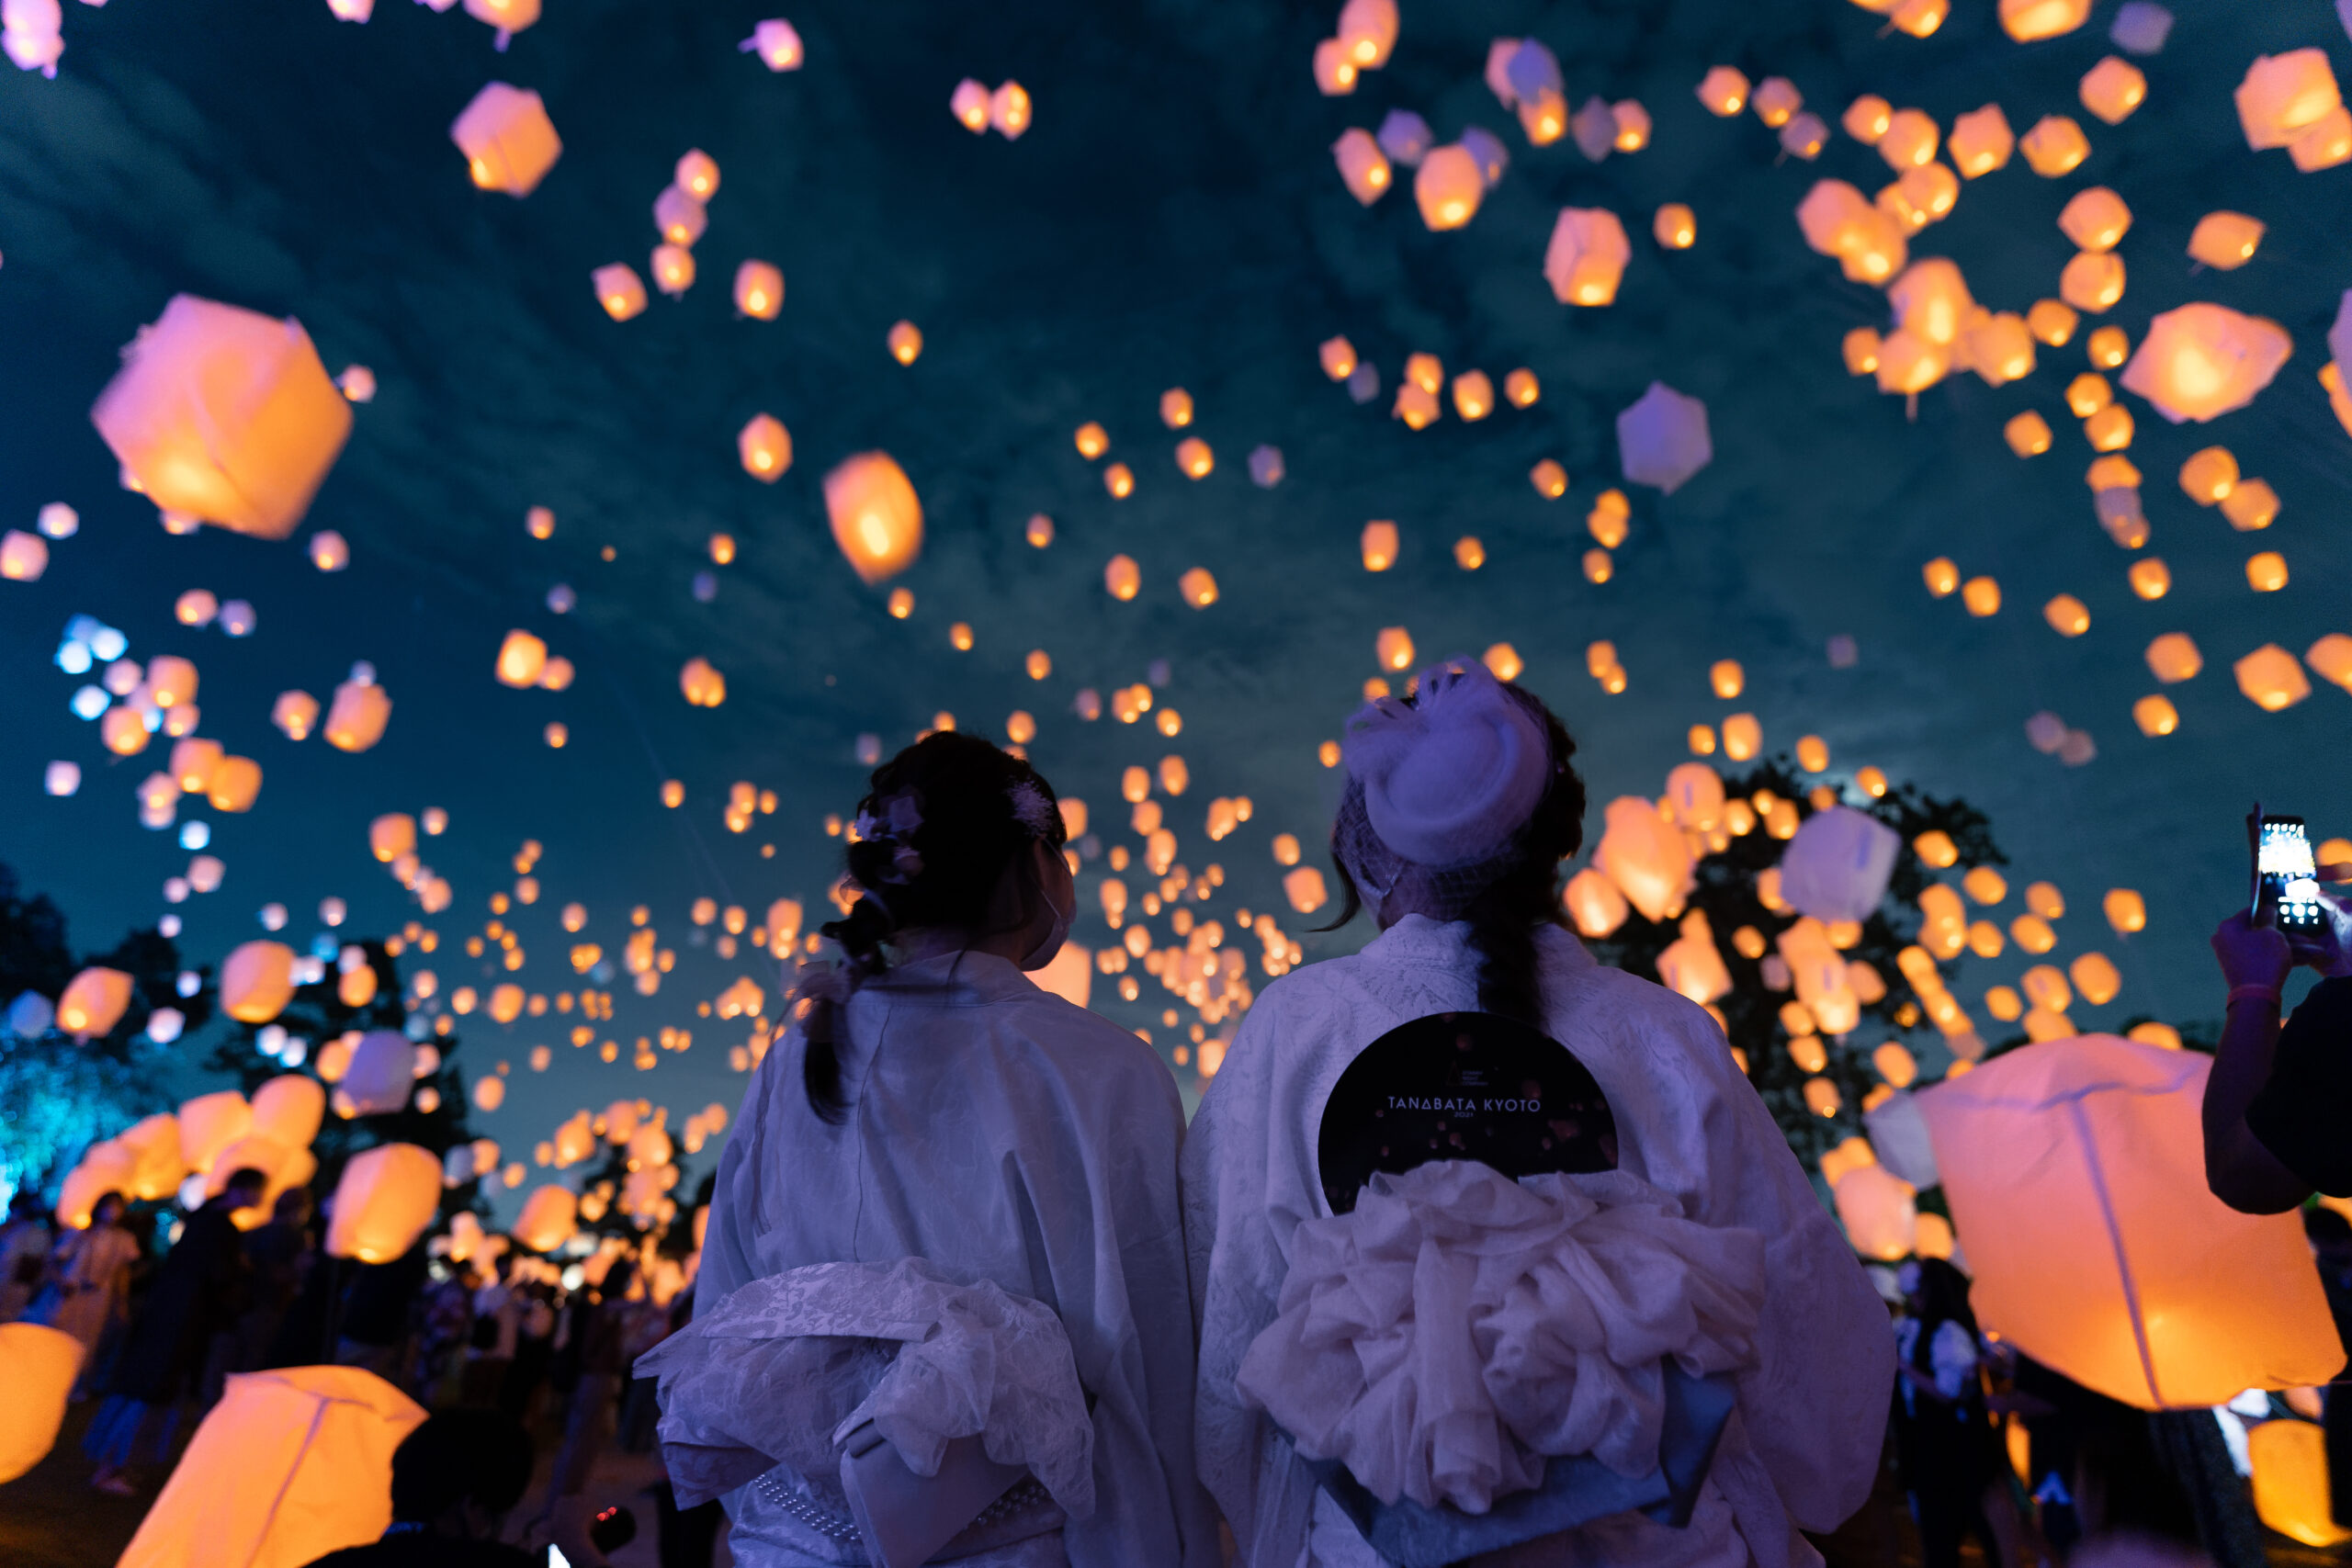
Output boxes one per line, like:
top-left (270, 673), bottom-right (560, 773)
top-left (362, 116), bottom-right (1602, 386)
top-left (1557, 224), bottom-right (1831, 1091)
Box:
top-left (1183, 660), bottom-right (1894, 1568)
top-left (696, 732), bottom-right (1221, 1568)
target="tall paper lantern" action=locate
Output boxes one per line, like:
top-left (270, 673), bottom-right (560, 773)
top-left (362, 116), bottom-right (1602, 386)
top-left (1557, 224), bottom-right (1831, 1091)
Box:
top-left (513, 1185), bottom-right (579, 1253)
top-left (822, 452), bottom-right (923, 583)
top-left (56, 966), bottom-right (133, 1040)
top-left (2248, 1419), bottom-right (2351, 1548)
top-left (326, 1144), bottom-right (442, 1263)
top-left (1543, 208), bottom-right (1631, 306)
top-left (1833, 1165), bottom-right (1918, 1261)
top-left (2119, 304), bottom-right (2291, 423)
top-left (1779, 807), bottom-right (1901, 924)
top-left (324, 679), bottom-right (391, 751)
top-left (1917, 1035), bottom-right (2343, 1408)
top-left (90, 296), bottom-right (353, 540)
top-left (1561, 866), bottom-right (1629, 938)
top-left (341, 1029), bottom-right (418, 1116)
top-left (120, 1112), bottom-right (187, 1201)
top-left (0, 1324), bottom-right (82, 1483)
top-left (117, 1367), bottom-right (425, 1568)
top-left (178, 1090), bottom-right (254, 1176)
top-left (251, 1074), bottom-right (326, 1149)
top-left (1594, 795), bottom-right (1693, 922)
top-left (450, 82), bottom-right (561, 196)
top-left (220, 940), bottom-right (298, 1024)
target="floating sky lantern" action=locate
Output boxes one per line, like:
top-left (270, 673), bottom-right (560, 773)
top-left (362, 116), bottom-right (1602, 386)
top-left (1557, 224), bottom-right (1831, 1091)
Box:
top-left (742, 17), bottom-right (802, 71)
top-left (1414, 144), bottom-right (1483, 230)
top-left (1544, 208), bottom-right (1630, 305)
top-left (593, 264), bottom-right (647, 321)
top-left (2019, 116), bottom-right (2089, 175)
top-left (450, 83), bottom-right (560, 196)
top-left (57, 966), bottom-right (132, 1040)
top-left (2234, 645), bottom-right (2309, 711)
top-left (822, 451), bottom-right (922, 583)
top-left (90, 295), bottom-right (352, 540)
top-left (679, 657), bottom-right (727, 707)
top-left (1331, 129), bottom-right (1390, 204)
top-left (2235, 51), bottom-right (2343, 154)
top-left (2120, 304), bottom-right (2290, 423)
top-left (324, 677), bottom-right (390, 752)
top-left (733, 259), bottom-right (783, 320)
top-left (1998, 0), bottom-right (2090, 40)
top-left (737, 413), bottom-right (790, 480)
top-left (2078, 57), bottom-right (2146, 124)
top-left (326, 1144), bottom-right (440, 1263)
top-left (1947, 105), bottom-right (2012, 176)
top-left (1616, 381), bottom-right (1711, 494)
top-left (221, 941), bottom-right (296, 1023)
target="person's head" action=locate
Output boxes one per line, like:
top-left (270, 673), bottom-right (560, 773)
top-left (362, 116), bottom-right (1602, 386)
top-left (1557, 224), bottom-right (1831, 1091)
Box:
top-left (801, 732), bottom-right (1073, 1121)
top-left (220, 1168), bottom-right (269, 1210)
top-left (1905, 1256), bottom-right (1978, 1337)
top-left (1325, 660), bottom-right (1586, 1023)
top-left (8, 1191), bottom-right (42, 1224)
top-left (91, 1191), bottom-right (127, 1227)
top-left (388, 1409), bottom-right (536, 1540)
top-left (598, 1256), bottom-right (636, 1304)
top-left (271, 1187), bottom-right (312, 1228)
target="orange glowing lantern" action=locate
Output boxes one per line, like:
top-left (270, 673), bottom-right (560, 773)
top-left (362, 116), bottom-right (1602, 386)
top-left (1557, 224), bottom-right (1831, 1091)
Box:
top-left (738, 413), bottom-right (791, 480)
top-left (2120, 304), bottom-right (2290, 423)
top-left (733, 260), bottom-right (783, 320)
top-left (822, 452), bottom-right (923, 583)
top-left (449, 83), bottom-right (560, 197)
top-left (221, 941), bottom-right (297, 1024)
top-left (592, 265), bottom-right (646, 321)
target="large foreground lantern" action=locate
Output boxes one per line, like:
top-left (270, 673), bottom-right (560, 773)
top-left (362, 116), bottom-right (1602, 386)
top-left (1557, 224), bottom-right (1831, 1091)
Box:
top-left (251, 1074), bottom-right (326, 1150)
top-left (118, 1367), bottom-right (424, 1568)
top-left (327, 1144), bottom-right (442, 1264)
top-left (0, 1324), bottom-right (81, 1483)
top-left (1918, 1034), bottom-right (2342, 1408)
top-left (823, 451), bottom-right (923, 583)
top-left (90, 295), bottom-right (353, 540)
top-left (2120, 304), bottom-right (2291, 423)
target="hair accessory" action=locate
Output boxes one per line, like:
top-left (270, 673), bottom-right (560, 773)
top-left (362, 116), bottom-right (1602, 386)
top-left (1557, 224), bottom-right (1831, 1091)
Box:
top-left (1007, 779), bottom-right (1058, 840)
top-left (851, 792), bottom-right (924, 884)
top-left (1341, 659), bottom-right (1549, 870)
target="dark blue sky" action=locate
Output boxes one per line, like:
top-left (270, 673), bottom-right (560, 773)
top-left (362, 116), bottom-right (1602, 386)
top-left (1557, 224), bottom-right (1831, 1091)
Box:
top-left (3, 0), bottom-right (2347, 1162)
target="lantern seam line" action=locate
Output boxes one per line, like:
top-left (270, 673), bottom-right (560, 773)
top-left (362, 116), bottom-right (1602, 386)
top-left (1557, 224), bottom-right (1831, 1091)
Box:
top-left (2069, 1097), bottom-right (2162, 1409)
top-left (252, 1386), bottom-right (334, 1562)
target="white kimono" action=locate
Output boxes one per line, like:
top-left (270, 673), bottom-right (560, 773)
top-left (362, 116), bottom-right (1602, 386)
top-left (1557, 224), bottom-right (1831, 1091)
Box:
top-left (1182, 916), bottom-right (1894, 1568)
top-left (700, 950), bottom-right (1223, 1568)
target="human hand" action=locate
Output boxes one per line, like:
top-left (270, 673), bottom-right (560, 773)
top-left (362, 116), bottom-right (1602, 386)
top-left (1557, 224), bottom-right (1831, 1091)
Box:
top-left (2288, 888), bottom-right (2352, 978)
top-left (2211, 911), bottom-right (2291, 993)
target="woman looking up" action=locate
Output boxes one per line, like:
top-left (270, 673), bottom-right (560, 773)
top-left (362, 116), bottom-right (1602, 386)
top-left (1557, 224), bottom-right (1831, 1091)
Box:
top-left (1183, 659), bottom-right (1893, 1568)
top-left (695, 732), bottom-right (1218, 1568)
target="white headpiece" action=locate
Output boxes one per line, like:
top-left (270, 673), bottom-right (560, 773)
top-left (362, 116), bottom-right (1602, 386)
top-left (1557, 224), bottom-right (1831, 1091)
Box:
top-left (1340, 659), bottom-right (1549, 870)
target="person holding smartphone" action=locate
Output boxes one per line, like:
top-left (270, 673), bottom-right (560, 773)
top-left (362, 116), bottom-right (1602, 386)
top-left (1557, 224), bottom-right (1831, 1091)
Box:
top-left (2203, 842), bottom-right (2352, 1213)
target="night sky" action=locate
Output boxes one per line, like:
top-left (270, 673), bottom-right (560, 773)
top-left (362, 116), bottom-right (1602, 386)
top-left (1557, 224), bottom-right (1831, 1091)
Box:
top-left (3, 0), bottom-right (2346, 1193)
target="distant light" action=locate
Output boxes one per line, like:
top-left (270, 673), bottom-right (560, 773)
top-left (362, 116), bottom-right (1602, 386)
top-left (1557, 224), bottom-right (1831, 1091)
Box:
top-left (37, 502), bottom-right (77, 538)
top-left (218, 602), bottom-right (255, 637)
top-left (54, 639), bottom-right (90, 674)
top-left (179, 820), bottom-right (210, 850)
top-left (281, 1039), bottom-right (307, 1067)
top-left (145, 1007), bottom-right (184, 1044)
top-left (44, 761), bottom-right (79, 795)
top-left (88, 625), bottom-right (127, 660)
top-left (175, 970), bottom-right (200, 998)
top-left (260, 902), bottom-right (288, 931)
top-left (158, 915), bottom-right (182, 940)
top-left (70, 686), bottom-right (108, 719)
top-left (547, 583), bottom-right (575, 614)
top-left (692, 570), bottom-right (717, 603)
top-left (258, 1023), bottom-right (287, 1057)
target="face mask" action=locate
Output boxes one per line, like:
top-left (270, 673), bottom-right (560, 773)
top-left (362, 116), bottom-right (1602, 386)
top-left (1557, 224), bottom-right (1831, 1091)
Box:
top-left (1020, 895), bottom-right (1073, 972)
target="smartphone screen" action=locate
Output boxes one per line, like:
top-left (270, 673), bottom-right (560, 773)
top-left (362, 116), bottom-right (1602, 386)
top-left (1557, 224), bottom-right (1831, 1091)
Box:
top-left (548, 1549), bottom-right (570, 1568)
top-left (2259, 816), bottom-right (2325, 932)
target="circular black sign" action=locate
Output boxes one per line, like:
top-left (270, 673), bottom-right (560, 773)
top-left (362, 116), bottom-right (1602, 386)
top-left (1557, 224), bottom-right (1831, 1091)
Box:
top-left (1316, 1011), bottom-right (1619, 1214)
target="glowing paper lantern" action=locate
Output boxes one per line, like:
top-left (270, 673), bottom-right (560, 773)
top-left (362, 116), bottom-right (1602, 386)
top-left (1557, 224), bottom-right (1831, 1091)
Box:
top-left (89, 296), bottom-right (353, 540)
top-left (1283, 866), bottom-right (1329, 915)
top-left (341, 1029), bottom-right (417, 1116)
top-left (822, 451), bottom-right (923, 584)
top-left (1778, 807), bottom-right (1900, 924)
top-left (450, 83), bottom-right (560, 197)
top-left (2020, 117), bottom-right (2090, 176)
top-left (593, 264), bottom-right (647, 321)
top-left (220, 941), bottom-right (297, 1025)
top-left (2235, 645), bottom-right (2310, 712)
top-left (1615, 381), bottom-right (1711, 495)
top-left (2236, 51), bottom-right (2342, 152)
top-left (251, 1075), bottom-right (325, 1150)
top-left (117, 1366), bottom-right (425, 1568)
top-left (326, 1143), bottom-right (441, 1263)
top-left (1543, 208), bottom-right (1631, 306)
top-left (1331, 129), bottom-right (1392, 204)
top-left (1796, 180), bottom-right (1906, 284)
top-left (1833, 1165), bottom-right (1917, 1261)
top-left (733, 260), bottom-right (783, 320)
top-left (738, 413), bottom-right (791, 480)
top-left (2079, 57), bottom-right (2146, 124)
top-left (119, 1113), bottom-right (186, 1201)
top-left (2058, 188), bottom-right (2131, 252)
top-left (1999, 0), bottom-right (2089, 39)
top-left (1413, 144), bottom-right (1483, 230)
top-left (2249, 1419), bottom-right (2350, 1548)
top-left (513, 1185), bottom-right (578, 1252)
top-left (744, 18), bottom-right (802, 71)
top-left (0, 529), bottom-right (45, 580)
top-left (1657, 930), bottom-right (1732, 1006)
top-left (0, 1324), bottom-right (81, 1483)
top-left (1595, 796), bottom-right (1693, 922)
top-left (2120, 304), bottom-right (2290, 423)
top-left (1917, 1035), bottom-right (2343, 1408)
top-left (54, 966), bottom-right (133, 1041)
top-left (2188, 212), bottom-right (2264, 270)
top-left (493, 629), bottom-right (548, 690)
top-left (178, 1091), bottom-right (254, 1176)
top-left (1947, 106), bottom-right (2013, 176)
top-left (1562, 867), bottom-right (1629, 938)
top-left (324, 679), bottom-right (390, 752)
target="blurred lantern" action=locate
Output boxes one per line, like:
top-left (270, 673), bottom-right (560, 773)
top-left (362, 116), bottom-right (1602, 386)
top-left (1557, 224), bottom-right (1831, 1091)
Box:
top-left (1918, 1035), bottom-right (2342, 1408)
top-left (495, 630), bottom-right (547, 689)
top-left (1104, 555), bottom-right (1142, 600)
top-left (1596, 796), bottom-right (1693, 922)
top-left (1658, 925), bottom-right (1732, 1006)
top-left (2078, 57), bottom-right (2146, 123)
top-left (2235, 645), bottom-right (2309, 711)
top-left (252, 1074), bottom-right (324, 1149)
top-left (57, 967), bottom-right (133, 1040)
top-left (1947, 105), bottom-right (2013, 176)
top-left (989, 82), bottom-right (1032, 139)
top-left (2004, 412), bottom-right (2052, 457)
top-left (0, 1322), bottom-right (79, 1482)
top-left (2029, 299), bottom-right (2078, 346)
top-left (1654, 204), bottom-right (1695, 248)
top-left (1696, 66), bottom-right (1748, 117)
top-left (2071, 953), bottom-right (2122, 1006)
top-left (2221, 479), bottom-right (2278, 532)
top-left (1174, 436), bottom-right (1213, 478)
top-left (327, 1144), bottom-right (440, 1263)
top-left (178, 1091), bottom-right (254, 1175)
top-left (462, 0), bottom-right (537, 39)
top-left (1616, 381), bottom-right (1711, 494)
top-left (1563, 868), bottom-right (1629, 938)
top-left (1843, 95), bottom-right (1892, 144)
top-left (2236, 51), bottom-right (2343, 153)
top-left (369, 814), bottom-right (414, 863)
top-left (738, 413), bottom-right (790, 480)
top-left (2020, 117), bottom-right (2090, 176)
top-left (1999, 0), bottom-right (2089, 39)
top-left (592, 264), bottom-right (647, 321)
top-left (949, 79), bottom-right (989, 131)
top-left (2249, 1419), bottom-right (2350, 1548)
top-left (1, 530), bottom-right (48, 581)
top-left (117, 1365), bottom-right (425, 1568)
top-left (651, 185), bottom-right (706, 248)
top-left (823, 452), bottom-right (922, 583)
top-left (1361, 520), bottom-right (1398, 570)
top-left (1834, 1165), bottom-right (1917, 1261)
top-left (89, 295), bottom-right (353, 540)
top-left (342, 1029), bottom-right (416, 1116)
top-left (2309, 635), bottom-right (2352, 694)
top-left (1179, 568), bottom-right (1218, 608)
top-left (1878, 111), bottom-right (1939, 170)
top-left (673, 148), bottom-right (718, 198)
top-left (650, 243), bottom-right (695, 298)
top-left (221, 941), bottom-right (296, 1024)
top-left (1283, 866), bottom-right (1329, 915)
top-left (679, 658), bottom-right (726, 707)
top-left (1332, 129), bottom-right (1392, 204)
top-left (887, 321), bottom-right (922, 365)
top-left (325, 679), bottom-right (391, 752)
top-left (450, 83), bottom-right (560, 196)
top-left (743, 17), bottom-right (801, 70)
top-left (1890, 260), bottom-right (1973, 346)
top-left (1796, 181), bottom-right (1905, 284)
top-left (1335, 0), bottom-right (1396, 67)
top-left (1318, 338), bottom-right (1356, 380)
top-left (1779, 808), bottom-right (1901, 924)
top-left (1374, 626), bottom-right (1414, 671)
top-left (2060, 253), bottom-right (2124, 312)
top-left (119, 1114), bottom-right (186, 1201)
top-left (1414, 144), bottom-right (1483, 230)
top-left (2246, 552), bottom-right (2288, 592)
top-left (1451, 372), bottom-right (1493, 421)
top-left (2188, 212), bottom-right (2263, 270)
top-left (2120, 304), bottom-right (2290, 423)
top-left (1544, 208), bottom-right (1631, 306)
top-left (1962, 314), bottom-right (2034, 385)
top-left (2044, 595), bottom-right (2090, 637)
top-left (2058, 188), bottom-right (2131, 252)
top-left (733, 260), bottom-right (783, 320)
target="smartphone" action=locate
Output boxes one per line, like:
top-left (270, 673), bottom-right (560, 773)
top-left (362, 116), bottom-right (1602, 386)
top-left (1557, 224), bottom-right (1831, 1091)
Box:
top-left (2252, 809), bottom-right (2326, 932)
top-left (548, 1551), bottom-right (569, 1568)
